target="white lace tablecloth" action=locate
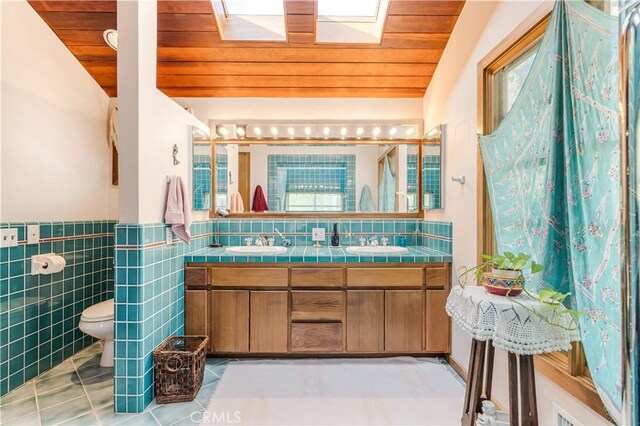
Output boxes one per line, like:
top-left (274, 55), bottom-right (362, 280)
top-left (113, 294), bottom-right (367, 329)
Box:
top-left (446, 285), bottom-right (580, 355)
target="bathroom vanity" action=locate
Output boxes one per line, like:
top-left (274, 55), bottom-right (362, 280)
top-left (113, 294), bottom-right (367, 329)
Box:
top-left (184, 250), bottom-right (451, 356)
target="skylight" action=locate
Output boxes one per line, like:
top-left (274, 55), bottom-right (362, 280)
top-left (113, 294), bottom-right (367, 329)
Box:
top-left (211, 0), bottom-right (286, 41)
top-left (318, 0), bottom-right (380, 19)
top-left (223, 0), bottom-right (284, 17)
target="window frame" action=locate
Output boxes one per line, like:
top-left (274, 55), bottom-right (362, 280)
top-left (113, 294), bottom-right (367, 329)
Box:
top-left (476, 9), bottom-right (608, 420)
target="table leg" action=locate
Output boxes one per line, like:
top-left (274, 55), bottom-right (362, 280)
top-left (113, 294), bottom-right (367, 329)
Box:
top-left (484, 340), bottom-right (495, 401)
top-left (461, 339), bottom-right (487, 426)
top-left (520, 355), bottom-right (538, 426)
top-left (508, 352), bottom-right (519, 426)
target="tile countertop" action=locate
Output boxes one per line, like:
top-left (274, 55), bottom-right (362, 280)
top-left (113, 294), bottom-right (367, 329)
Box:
top-left (184, 246), bottom-right (452, 264)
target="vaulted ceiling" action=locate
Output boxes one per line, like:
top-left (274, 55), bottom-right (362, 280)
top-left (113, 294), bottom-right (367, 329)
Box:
top-left (28, 0), bottom-right (464, 98)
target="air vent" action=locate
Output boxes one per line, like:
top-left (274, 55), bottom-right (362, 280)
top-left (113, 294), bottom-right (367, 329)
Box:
top-left (553, 403), bottom-right (579, 426)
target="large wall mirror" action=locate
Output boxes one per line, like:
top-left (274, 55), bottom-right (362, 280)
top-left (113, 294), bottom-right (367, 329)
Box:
top-left (422, 124), bottom-right (445, 210)
top-left (214, 141), bottom-right (420, 216)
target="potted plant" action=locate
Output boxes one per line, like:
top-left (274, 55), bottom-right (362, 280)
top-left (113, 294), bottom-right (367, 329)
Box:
top-left (458, 252), bottom-right (581, 330)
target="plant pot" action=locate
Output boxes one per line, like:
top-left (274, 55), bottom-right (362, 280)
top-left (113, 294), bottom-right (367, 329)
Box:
top-left (482, 272), bottom-right (523, 296)
top-left (491, 267), bottom-right (522, 280)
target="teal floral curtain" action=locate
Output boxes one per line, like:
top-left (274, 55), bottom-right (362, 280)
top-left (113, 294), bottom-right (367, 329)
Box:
top-left (479, 1), bottom-right (621, 421)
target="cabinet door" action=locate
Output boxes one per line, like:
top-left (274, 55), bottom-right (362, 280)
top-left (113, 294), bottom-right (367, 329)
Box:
top-left (250, 291), bottom-right (288, 353)
top-left (425, 290), bottom-right (450, 352)
top-left (346, 290), bottom-right (384, 352)
top-left (185, 290), bottom-right (208, 337)
top-left (210, 290), bottom-right (249, 353)
top-left (385, 290), bottom-right (424, 352)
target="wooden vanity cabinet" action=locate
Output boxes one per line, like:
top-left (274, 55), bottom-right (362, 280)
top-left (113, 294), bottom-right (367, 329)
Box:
top-left (185, 263), bottom-right (451, 356)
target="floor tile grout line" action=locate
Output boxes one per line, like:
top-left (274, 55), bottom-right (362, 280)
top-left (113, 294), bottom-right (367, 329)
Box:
top-left (69, 357), bottom-right (99, 418)
top-left (33, 380), bottom-right (43, 426)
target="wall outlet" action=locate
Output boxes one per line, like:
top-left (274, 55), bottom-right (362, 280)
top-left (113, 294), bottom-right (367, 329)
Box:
top-left (0, 229), bottom-right (18, 248)
top-left (27, 225), bottom-right (40, 245)
top-left (166, 228), bottom-right (173, 245)
top-left (312, 228), bottom-right (326, 242)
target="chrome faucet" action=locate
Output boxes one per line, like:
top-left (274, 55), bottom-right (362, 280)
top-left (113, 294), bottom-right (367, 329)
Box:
top-left (358, 237), bottom-right (367, 247)
top-left (255, 235), bottom-right (268, 246)
top-left (369, 236), bottom-right (379, 247)
top-left (381, 236), bottom-right (389, 247)
top-left (244, 237), bottom-right (252, 246)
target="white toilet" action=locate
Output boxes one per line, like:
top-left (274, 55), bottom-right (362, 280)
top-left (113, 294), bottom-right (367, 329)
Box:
top-left (79, 299), bottom-right (114, 367)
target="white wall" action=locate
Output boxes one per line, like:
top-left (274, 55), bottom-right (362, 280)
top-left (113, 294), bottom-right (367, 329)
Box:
top-left (117, 0), bottom-right (208, 224)
top-left (424, 1), bottom-right (609, 424)
top-left (173, 98), bottom-right (424, 123)
top-left (0, 1), bottom-right (116, 222)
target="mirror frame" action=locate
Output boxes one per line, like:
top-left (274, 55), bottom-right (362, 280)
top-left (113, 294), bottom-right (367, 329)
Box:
top-left (206, 139), bottom-right (424, 218)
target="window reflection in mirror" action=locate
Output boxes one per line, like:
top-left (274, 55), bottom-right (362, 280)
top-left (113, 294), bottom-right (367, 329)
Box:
top-left (192, 141), bottom-right (213, 211)
top-left (422, 125), bottom-right (445, 210)
top-left (215, 142), bottom-right (421, 214)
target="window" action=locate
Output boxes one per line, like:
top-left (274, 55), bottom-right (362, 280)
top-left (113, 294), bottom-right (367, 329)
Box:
top-left (315, 0), bottom-right (390, 44)
top-left (287, 193), bottom-right (344, 212)
top-left (211, 0), bottom-right (286, 41)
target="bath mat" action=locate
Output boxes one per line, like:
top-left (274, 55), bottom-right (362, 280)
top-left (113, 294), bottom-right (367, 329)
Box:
top-left (200, 357), bottom-right (464, 425)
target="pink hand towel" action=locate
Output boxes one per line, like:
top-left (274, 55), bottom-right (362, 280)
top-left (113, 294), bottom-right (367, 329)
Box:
top-left (236, 192), bottom-right (245, 213)
top-left (164, 176), bottom-right (192, 243)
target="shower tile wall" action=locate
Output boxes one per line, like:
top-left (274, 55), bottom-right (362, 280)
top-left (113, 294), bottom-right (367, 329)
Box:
top-left (422, 155), bottom-right (441, 209)
top-left (113, 222), bottom-right (212, 413)
top-left (193, 154), bottom-right (212, 211)
top-left (215, 154), bottom-right (227, 209)
top-left (0, 220), bottom-right (116, 397)
top-left (407, 154), bottom-right (418, 211)
top-left (267, 154), bottom-right (356, 212)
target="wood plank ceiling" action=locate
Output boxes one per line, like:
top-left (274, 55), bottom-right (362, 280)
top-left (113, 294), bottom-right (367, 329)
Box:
top-left (28, 0), bottom-right (464, 98)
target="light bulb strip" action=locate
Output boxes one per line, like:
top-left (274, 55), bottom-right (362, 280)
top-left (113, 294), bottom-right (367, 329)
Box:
top-left (212, 123), bottom-right (421, 141)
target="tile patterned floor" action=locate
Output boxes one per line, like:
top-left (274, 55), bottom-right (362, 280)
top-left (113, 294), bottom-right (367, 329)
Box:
top-left (1, 343), bottom-right (464, 426)
top-left (0, 343), bottom-right (226, 425)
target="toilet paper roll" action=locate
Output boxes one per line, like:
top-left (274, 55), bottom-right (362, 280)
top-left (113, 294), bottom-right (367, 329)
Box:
top-left (32, 254), bottom-right (66, 275)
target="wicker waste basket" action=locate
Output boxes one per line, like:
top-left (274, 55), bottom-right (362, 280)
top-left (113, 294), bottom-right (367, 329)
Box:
top-left (153, 335), bottom-right (208, 404)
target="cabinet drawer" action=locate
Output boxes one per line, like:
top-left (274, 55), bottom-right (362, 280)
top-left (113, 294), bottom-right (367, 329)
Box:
top-left (291, 323), bottom-right (343, 352)
top-left (185, 267), bottom-right (208, 287)
top-left (210, 267), bottom-right (288, 287)
top-left (347, 268), bottom-right (423, 288)
top-left (291, 291), bottom-right (344, 321)
top-left (425, 263), bottom-right (450, 289)
top-left (291, 268), bottom-right (344, 288)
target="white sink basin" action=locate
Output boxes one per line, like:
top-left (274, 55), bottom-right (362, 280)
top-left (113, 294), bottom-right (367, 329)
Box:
top-left (345, 246), bottom-right (408, 255)
top-left (225, 246), bottom-right (287, 255)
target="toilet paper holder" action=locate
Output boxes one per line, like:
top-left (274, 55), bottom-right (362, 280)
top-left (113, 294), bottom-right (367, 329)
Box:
top-left (31, 253), bottom-right (66, 275)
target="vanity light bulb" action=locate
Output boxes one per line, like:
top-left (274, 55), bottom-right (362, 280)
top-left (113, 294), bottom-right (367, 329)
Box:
top-left (406, 127), bottom-right (415, 136)
top-left (219, 127), bottom-right (228, 137)
top-left (340, 127), bottom-right (348, 136)
top-left (304, 127), bottom-right (312, 136)
top-left (236, 126), bottom-right (246, 138)
top-left (389, 127), bottom-right (398, 136)
top-left (254, 127), bottom-right (262, 136)
top-left (323, 127), bottom-right (330, 136)
top-left (271, 127), bottom-right (279, 136)
top-left (372, 127), bottom-right (381, 137)
top-left (288, 127), bottom-right (295, 137)
top-left (356, 127), bottom-right (364, 137)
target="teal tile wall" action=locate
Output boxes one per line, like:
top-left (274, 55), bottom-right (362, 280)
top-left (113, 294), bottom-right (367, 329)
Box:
top-left (419, 221), bottom-right (453, 254)
top-left (113, 222), bottom-right (212, 413)
top-left (0, 220), bottom-right (115, 397)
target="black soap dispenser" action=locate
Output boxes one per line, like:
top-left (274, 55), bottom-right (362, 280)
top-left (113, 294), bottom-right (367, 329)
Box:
top-left (331, 223), bottom-right (340, 247)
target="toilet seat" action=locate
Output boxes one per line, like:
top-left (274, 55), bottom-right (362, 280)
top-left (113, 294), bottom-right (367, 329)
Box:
top-left (81, 299), bottom-right (114, 323)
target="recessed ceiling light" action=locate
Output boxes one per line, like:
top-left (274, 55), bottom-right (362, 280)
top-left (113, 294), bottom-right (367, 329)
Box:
top-left (103, 29), bottom-right (118, 51)
top-left (287, 127), bottom-right (295, 137)
top-left (372, 127), bottom-right (381, 137)
top-left (406, 127), bottom-right (415, 136)
top-left (253, 127), bottom-right (262, 136)
top-left (323, 127), bottom-right (330, 136)
top-left (389, 127), bottom-right (398, 137)
top-left (356, 127), bottom-right (364, 137)
top-left (271, 127), bottom-right (279, 136)
top-left (340, 127), bottom-right (348, 136)
top-left (304, 127), bottom-right (312, 136)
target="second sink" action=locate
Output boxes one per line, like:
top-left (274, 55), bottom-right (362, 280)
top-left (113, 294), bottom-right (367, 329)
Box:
top-left (345, 246), bottom-right (409, 254)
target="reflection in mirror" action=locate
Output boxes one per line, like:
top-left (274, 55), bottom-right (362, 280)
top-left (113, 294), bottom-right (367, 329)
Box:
top-left (216, 142), bottom-right (420, 214)
top-left (422, 125), bottom-right (445, 210)
top-left (214, 144), bottom-right (228, 210)
top-left (192, 141), bottom-right (212, 211)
